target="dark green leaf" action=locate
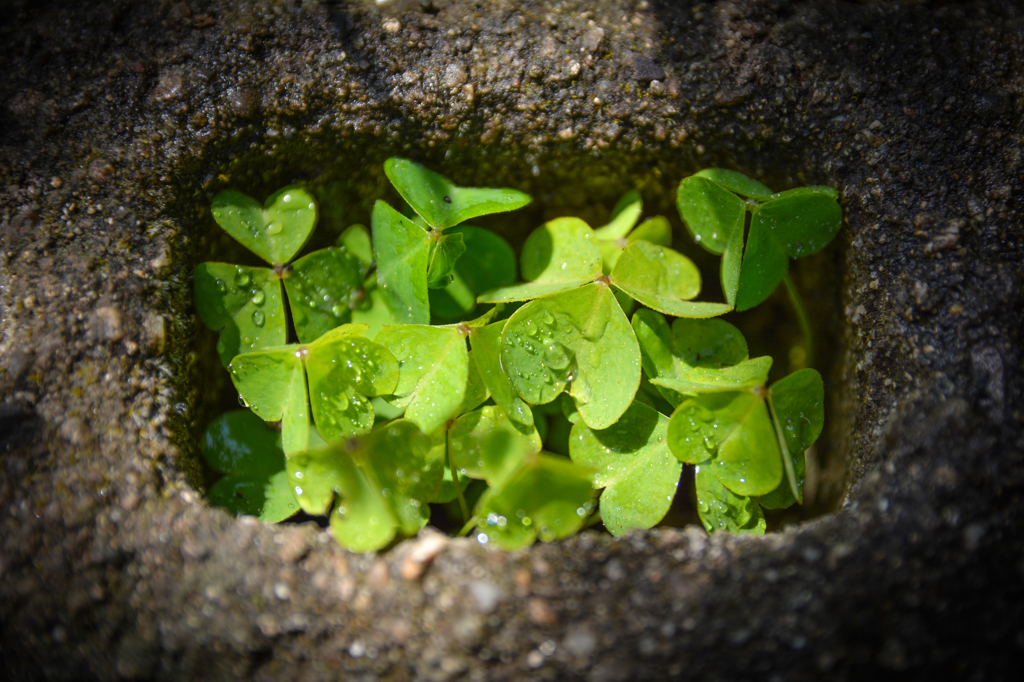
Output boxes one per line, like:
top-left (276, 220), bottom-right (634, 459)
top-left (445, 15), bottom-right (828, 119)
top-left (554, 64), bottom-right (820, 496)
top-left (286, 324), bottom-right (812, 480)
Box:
top-left (759, 368), bottom-right (824, 507)
top-left (429, 226), bottom-right (517, 322)
top-left (694, 168), bottom-right (773, 199)
top-left (676, 176), bottom-right (747, 255)
top-left (202, 411), bottom-right (298, 523)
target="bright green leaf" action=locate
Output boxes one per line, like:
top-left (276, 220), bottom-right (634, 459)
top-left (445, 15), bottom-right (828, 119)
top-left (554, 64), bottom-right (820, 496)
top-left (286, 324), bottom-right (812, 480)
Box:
top-left (376, 325), bottom-right (469, 434)
top-left (469, 321), bottom-right (535, 429)
top-left (593, 190), bottom-right (642, 240)
top-left (194, 263), bottom-right (286, 367)
top-left (426, 230), bottom-right (467, 289)
top-left (305, 325), bottom-right (400, 443)
top-left (351, 286), bottom-right (397, 339)
top-left (569, 401), bottom-right (680, 535)
top-left (500, 283), bottom-right (640, 430)
top-left (609, 240), bottom-right (703, 316)
top-left (211, 185), bottom-right (317, 265)
top-left (667, 392), bottom-right (782, 497)
top-left (694, 464), bottom-right (766, 534)
top-left (371, 200), bottom-right (430, 325)
top-left (284, 246), bottom-right (367, 343)
top-left (477, 217), bottom-right (602, 303)
top-left (338, 224), bottom-right (374, 269)
top-left (473, 453), bottom-right (595, 550)
top-left (449, 405), bottom-right (541, 485)
top-left (384, 157), bottom-right (531, 230)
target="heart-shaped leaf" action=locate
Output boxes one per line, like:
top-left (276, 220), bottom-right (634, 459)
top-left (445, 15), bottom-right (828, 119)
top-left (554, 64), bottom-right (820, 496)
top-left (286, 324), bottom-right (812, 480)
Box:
top-left (211, 186), bottom-right (317, 265)
top-left (667, 392), bottom-right (782, 497)
top-left (305, 325), bottom-right (400, 443)
top-left (430, 226), bottom-right (517, 322)
top-left (473, 453), bottom-right (595, 550)
top-left (384, 157), bottom-right (531, 230)
top-left (735, 189), bottom-right (843, 311)
top-left (375, 324), bottom-right (469, 434)
top-left (500, 282), bottom-right (640, 430)
top-left (469, 321), bottom-right (535, 428)
top-left (194, 263), bottom-right (287, 367)
top-left (202, 410), bottom-right (299, 522)
top-left (569, 401), bottom-right (680, 535)
top-left (477, 217), bottom-right (602, 303)
top-left (609, 240), bottom-right (705, 316)
top-left (694, 463), bottom-right (766, 534)
top-left (426, 230), bottom-right (467, 289)
top-left (449, 405), bottom-right (541, 485)
top-left (371, 200), bottom-right (431, 325)
top-left (286, 420), bottom-right (442, 551)
top-left (284, 246), bottom-right (368, 343)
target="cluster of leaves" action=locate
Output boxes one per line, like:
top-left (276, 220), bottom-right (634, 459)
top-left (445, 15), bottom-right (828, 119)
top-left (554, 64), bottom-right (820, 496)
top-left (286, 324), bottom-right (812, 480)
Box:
top-left (195, 159), bottom-right (841, 552)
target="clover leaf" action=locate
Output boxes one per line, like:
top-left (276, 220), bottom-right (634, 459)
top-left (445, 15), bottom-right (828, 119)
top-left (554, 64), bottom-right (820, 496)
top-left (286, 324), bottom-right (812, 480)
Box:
top-left (384, 157), bottom-right (531, 230)
top-left (375, 324), bottom-right (470, 434)
top-left (569, 400), bottom-right (680, 535)
top-left (694, 463), bottom-right (766, 534)
top-left (197, 187), bottom-right (368, 364)
top-left (286, 420), bottom-right (443, 552)
top-left (500, 282), bottom-right (641, 430)
top-left (229, 324), bottom-right (399, 454)
top-left (468, 320), bottom-right (535, 429)
top-left (759, 368), bottom-right (824, 507)
top-left (201, 410), bottom-right (299, 523)
top-left (449, 405), bottom-right (542, 485)
top-left (632, 310), bottom-right (771, 403)
top-left (211, 185), bottom-right (317, 265)
top-left (195, 264), bottom-right (288, 366)
top-left (477, 217), bottom-right (603, 303)
top-left (370, 200), bottom-right (431, 325)
top-left (472, 452), bottom-right (595, 550)
top-left (677, 170), bottom-right (842, 311)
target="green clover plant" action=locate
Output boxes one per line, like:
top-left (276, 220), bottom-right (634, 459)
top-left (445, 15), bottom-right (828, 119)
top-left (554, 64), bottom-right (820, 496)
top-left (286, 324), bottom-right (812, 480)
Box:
top-left (196, 161), bottom-right (841, 551)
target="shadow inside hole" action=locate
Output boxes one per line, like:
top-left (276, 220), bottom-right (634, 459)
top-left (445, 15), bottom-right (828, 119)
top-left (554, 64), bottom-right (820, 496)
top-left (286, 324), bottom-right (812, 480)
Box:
top-left (177, 131), bottom-right (849, 533)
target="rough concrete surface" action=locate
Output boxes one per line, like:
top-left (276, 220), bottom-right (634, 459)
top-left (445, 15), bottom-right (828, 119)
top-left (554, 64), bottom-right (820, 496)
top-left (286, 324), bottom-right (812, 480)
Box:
top-left (0, 0), bottom-right (1022, 679)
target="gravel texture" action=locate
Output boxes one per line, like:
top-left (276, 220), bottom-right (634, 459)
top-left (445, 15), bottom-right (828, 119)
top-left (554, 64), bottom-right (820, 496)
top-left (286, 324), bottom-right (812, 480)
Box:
top-left (1, 0), bottom-right (1022, 680)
